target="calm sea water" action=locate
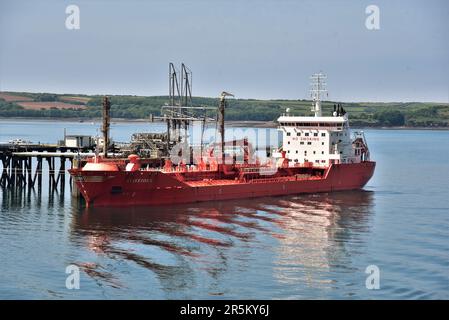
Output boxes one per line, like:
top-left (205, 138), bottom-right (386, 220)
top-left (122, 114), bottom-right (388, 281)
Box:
top-left (0, 119), bottom-right (448, 299)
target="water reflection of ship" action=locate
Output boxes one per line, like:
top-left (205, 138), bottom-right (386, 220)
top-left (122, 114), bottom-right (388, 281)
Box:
top-left (71, 190), bottom-right (374, 294)
top-left (269, 190), bottom-right (375, 289)
top-left (72, 200), bottom-right (272, 294)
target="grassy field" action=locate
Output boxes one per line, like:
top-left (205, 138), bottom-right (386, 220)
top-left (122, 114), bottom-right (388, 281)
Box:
top-left (15, 101), bottom-right (87, 110)
top-left (0, 91), bottom-right (448, 128)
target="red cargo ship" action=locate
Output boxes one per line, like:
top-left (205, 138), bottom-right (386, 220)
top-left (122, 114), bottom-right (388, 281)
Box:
top-left (69, 72), bottom-right (375, 207)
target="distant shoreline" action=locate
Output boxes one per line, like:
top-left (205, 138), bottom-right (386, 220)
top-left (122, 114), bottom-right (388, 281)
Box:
top-left (0, 117), bottom-right (448, 130)
top-left (2, 92), bottom-right (448, 128)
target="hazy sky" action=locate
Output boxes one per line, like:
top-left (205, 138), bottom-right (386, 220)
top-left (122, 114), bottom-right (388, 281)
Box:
top-left (0, 0), bottom-right (448, 102)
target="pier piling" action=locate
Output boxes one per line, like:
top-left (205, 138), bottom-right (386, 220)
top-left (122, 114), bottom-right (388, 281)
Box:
top-left (0, 143), bottom-right (93, 194)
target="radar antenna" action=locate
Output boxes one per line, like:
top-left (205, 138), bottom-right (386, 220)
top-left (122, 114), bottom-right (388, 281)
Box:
top-left (309, 72), bottom-right (328, 117)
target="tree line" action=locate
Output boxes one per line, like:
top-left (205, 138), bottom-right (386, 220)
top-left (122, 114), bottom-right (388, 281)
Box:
top-left (0, 94), bottom-right (448, 127)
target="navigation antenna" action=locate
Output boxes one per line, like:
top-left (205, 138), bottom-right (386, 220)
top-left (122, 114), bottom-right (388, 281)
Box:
top-left (310, 72), bottom-right (328, 117)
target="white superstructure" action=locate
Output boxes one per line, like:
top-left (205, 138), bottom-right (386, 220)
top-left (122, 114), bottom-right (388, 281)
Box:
top-left (276, 73), bottom-right (369, 167)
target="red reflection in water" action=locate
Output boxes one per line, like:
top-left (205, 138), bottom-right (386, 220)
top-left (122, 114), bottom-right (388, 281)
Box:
top-left (71, 191), bottom-right (374, 290)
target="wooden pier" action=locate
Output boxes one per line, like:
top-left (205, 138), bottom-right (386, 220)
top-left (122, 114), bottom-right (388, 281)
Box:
top-left (0, 143), bottom-right (95, 191)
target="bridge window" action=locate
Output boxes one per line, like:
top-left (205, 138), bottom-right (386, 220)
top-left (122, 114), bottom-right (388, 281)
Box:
top-left (297, 132), bottom-right (301, 136)
top-left (314, 133), bottom-right (318, 137)
top-left (287, 132), bottom-right (291, 136)
top-left (321, 133), bottom-right (326, 137)
top-left (305, 133), bottom-right (309, 136)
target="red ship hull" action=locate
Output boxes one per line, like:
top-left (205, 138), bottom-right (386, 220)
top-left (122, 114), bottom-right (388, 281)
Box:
top-left (69, 161), bottom-right (375, 207)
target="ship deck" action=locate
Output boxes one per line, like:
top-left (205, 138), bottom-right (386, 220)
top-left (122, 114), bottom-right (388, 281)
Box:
top-left (184, 174), bottom-right (324, 187)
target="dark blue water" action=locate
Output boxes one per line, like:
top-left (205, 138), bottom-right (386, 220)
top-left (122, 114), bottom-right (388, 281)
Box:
top-left (0, 120), bottom-right (448, 299)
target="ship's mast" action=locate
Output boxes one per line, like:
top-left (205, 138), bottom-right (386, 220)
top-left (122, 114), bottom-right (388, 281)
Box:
top-left (218, 91), bottom-right (234, 164)
top-left (310, 72), bottom-right (327, 117)
top-left (102, 96), bottom-right (111, 158)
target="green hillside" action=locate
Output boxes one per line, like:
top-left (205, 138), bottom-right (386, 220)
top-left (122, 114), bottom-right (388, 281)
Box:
top-left (1, 92), bottom-right (448, 128)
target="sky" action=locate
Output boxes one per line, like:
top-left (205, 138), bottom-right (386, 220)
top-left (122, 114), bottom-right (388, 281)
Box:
top-left (0, 0), bottom-right (448, 102)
